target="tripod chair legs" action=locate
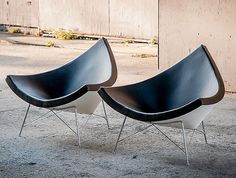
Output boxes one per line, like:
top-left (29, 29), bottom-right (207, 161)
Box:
top-left (18, 104), bottom-right (80, 144)
top-left (113, 117), bottom-right (193, 165)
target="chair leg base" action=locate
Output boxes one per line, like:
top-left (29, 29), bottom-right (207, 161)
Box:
top-left (181, 122), bottom-right (190, 166)
top-left (112, 117), bottom-right (209, 166)
top-left (201, 121), bottom-right (208, 144)
top-left (152, 122), bottom-right (190, 165)
top-left (84, 100), bottom-right (110, 129)
top-left (113, 116), bottom-right (127, 153)
top-left (19, 105), bottom-right (81, 144)
top-left (74, 108), bottom-right (80, 146)
top-left (51, 109), bottom-right (81, 143)
top-left (102, 100), bottom-right (110, 129)
top-left (19, 104), bottom-right (31, 137)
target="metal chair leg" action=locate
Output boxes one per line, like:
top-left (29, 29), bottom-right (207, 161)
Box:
top-left (19, 104), bottom-right (31, 137)
top-left (188, 129), bottom-right (196, 146)
top-left (74, 107), bottom-right (80, 146)
top-left (201, 121), bottom-right (208, 144)
top-left (181, 122), bottom-right (190, 166)
top-left (102, 100), bottom-right (110, 129)
top-left (114, 116), bottom-right (127, 153)
top-left (51, 110), bottom-right (77, 135)
top-left (152, 124), bottom-right (185, 153)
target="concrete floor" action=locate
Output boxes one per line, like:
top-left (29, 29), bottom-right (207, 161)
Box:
top-left (0, 33), bottom-right (235, 178)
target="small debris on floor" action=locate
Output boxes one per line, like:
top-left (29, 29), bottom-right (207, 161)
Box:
top-left (26, 162), bottom-right (37, 166)
top-left (132, 155), bottom-right (138, 159)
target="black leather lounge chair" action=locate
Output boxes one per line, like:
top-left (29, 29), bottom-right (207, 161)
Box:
top-left (99, 45), bottom-right (225, 165)
top-left (6, 37), bottom-right (117, 144)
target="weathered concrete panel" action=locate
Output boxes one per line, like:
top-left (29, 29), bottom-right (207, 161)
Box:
top-left (39, 0), bottom-right (110, 35)
top-left (109, 0), bottom-right (158, 39)
top-left (0, 0), bottom-right (39, 27)
top-left (159, 0), bottom-right (236, 92)
top-left (0, 0), bottom-right (9, 24)
top-left (1, 0), bottom-right (159, 39)
top-left (39, 0), bottom-right (158, 38)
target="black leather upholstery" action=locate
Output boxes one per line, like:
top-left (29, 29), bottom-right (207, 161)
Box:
top-left (6, 38), bottom-right (117, 107)
top-left (99, 45), bottom-right (225, 122)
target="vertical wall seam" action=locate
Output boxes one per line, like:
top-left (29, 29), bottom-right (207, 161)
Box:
top-left (157, 0), bottom-right (160, 69)
top-left (38, 0), bottom-right (40, 32)
top-left (108, 0), bottom-right (110, 35)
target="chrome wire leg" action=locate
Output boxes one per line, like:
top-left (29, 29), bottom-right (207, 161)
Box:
top-left (51, 110), bottom-right (77, 135)
top-left (153, 123), bottom-right (190, 165)
top-left (24, 110), bottom-right (52, 127)
top-left (118, 125), bottom-right (152, 143)
top-left (74, 108), bottom-right (80, 146)
top-left (84, 114), bottom-right (92, 126)
top-left (102, 100), bottom-right (110, 129)
top-left (201, 121), bottom-right (208, 144)
top-left (188, 129), bottom-right (196, 146)
top-left (114, 116), bottom-right (127, 153)
top-left (152, 124), bottom-right (185, 153)
top-left (181, 122), bottom-right (189, 166)
top-left (19, 104), bottom-right (31, 137)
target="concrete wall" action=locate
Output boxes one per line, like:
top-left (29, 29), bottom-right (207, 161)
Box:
top-left (0, 0), bottom-right (39, 27)
top-left (0, 0), bottom-right (158, 39)
top-left (39, 0), bottom-right (158, 39)
top-left (159, 0), bottom-right (236, 92)
top-left (39, 0), bottom-right (110, 36)
top-left (109, 0), bottom-right (158, 38)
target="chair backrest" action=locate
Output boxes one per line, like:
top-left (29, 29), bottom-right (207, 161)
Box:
top-left (22, 38), bottom-right (117, 98)
top-left (131, 45), bottom-right (224, 112)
